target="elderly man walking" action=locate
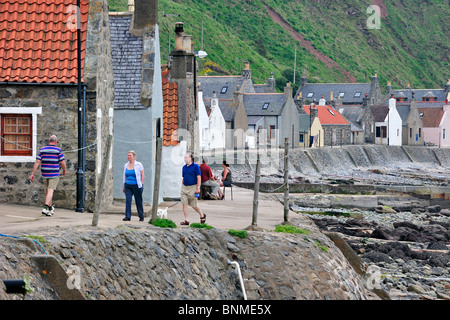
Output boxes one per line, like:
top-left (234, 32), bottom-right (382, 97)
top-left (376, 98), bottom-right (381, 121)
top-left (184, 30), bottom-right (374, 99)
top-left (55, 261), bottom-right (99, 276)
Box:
top-left (180, 153), bottom-right (206, 225)
top-left (30, 135), bottom-right (66, 216)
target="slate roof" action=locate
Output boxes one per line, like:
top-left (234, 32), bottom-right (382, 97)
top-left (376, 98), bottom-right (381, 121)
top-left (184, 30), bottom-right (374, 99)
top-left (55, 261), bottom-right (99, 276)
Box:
top-left (199, 76), bottom-right (246, 101)
top-left (338, 105), bottom-right (365, 123)
top-left (243, 93), bottom-right (286, 116)
top-left (302, 105), bottom-right (349, 125)
top-left (162, 66), bottom-right (179, 146)
top-left (391, 89), bottom-right (446, 102)
top-left (370, 105), bottom-right (389, 122)
top-left (109, 14), bottom-right (145, 109)
top-left (396, 105), bottom-right (411, 125)
top-left (417, 107), bottom-right (444, 128)
top-left (0, 0), bottom-right (89, 84)
top-left (298, 83), bottom-right (371, 104)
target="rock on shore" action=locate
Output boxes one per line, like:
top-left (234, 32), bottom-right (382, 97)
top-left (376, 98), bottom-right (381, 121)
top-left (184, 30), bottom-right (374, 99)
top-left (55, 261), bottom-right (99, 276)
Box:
top-left (298, 206), bottom-right (450, 300)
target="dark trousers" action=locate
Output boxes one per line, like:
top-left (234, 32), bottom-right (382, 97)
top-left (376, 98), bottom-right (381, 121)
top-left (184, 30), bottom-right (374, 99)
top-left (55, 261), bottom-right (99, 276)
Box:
top-left (124, 183), bottom-right (144, 219)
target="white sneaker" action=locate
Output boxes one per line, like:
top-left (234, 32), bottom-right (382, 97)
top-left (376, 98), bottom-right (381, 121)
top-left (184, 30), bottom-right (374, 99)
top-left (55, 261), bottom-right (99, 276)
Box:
top-left (49, 205), bottom-right (55, 215)
top-left (42, 206), bottom-right (52, 216)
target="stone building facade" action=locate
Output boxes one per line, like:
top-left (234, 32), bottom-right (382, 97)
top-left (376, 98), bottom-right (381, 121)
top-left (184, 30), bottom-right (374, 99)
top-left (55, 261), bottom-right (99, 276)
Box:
top-left (0, 0), bottom-right (114, 212)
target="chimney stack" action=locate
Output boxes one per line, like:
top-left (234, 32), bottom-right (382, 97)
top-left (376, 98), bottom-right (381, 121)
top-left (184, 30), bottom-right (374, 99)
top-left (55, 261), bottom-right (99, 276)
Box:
top-left (182, 35), bottom-right (193, 53)
top-left (284, 81), bottom-right (293, 99)
top-left (242, 61), bottom-right (251, 79)
top-left (174, 22), bottom-right (184, 51)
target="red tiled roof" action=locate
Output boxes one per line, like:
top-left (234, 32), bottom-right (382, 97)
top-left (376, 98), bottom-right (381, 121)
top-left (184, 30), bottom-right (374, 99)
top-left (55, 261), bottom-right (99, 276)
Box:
top-left (162, 66), bottom-right (179, 147)
top-left (0, 0), bottom-right (89, 84)
top-left (303, 105), bottom-right (349, 125)
top-left (418, 107), bottom-right (444, 128)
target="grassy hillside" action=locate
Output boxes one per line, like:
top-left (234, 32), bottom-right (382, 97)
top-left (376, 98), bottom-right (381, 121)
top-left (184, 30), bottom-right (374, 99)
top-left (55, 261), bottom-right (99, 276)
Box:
top-left (109, 0), bottom-right (449, 93)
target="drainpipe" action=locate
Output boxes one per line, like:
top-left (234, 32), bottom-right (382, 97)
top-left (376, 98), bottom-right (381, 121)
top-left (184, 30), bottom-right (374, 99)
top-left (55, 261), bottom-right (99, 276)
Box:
top-left (2, 280), bottom-right (27, 295)
top-left (227, 259), bottom-right (247, 300)
top-left (76, 0), bottom-right (85, 213)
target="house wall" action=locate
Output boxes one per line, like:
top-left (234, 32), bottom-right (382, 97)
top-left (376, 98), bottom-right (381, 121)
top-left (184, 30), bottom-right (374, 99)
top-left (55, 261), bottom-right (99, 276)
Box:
top-left (112, 24), bottom-right (163, 205)
top-left (208, 98), bottom-right (226, 150)
top-left (161, 142), bottom-right (186, 200)
top-left (310, 117), bottom-right (324, 147)
top-left (0, 85), bottom-right (98, 211)
top-left (278, 99), bottom-right (299, 148)
top-left (423, 127), bottom-right (441, 146)
top-left (323, 124), bottom-right (351, 146)
top-left (387, 108), bottom-right (403, 146)
top-left (361, 108), bottom-right (376, 144)
top-left (441, 106), bottom-right (450, 148)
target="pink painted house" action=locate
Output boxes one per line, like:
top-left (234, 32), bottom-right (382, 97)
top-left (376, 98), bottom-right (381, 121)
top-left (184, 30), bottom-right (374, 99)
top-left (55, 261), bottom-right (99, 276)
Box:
top-left (418, 103), bottom-right (450, 147)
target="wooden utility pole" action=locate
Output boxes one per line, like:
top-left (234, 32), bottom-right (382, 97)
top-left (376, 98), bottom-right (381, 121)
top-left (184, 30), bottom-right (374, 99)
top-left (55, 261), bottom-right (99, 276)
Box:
top-left (151, 136), bottom-right (163, 223)
top-left (251, 152), bottom-right (261, 227)
top-left (283, 137), bottom-right (290, 223)
top-left (251, 128), bottom-right (262, 228)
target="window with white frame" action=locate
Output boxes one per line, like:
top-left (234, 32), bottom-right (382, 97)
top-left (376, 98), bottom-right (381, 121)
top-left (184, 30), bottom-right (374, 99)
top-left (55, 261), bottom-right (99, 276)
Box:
top-left (0, 107), bottom-right (42, 162)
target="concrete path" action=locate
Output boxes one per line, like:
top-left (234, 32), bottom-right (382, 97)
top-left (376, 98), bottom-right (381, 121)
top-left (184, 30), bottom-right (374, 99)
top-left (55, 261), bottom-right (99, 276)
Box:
top-left (0, 186), bottom-right (293, 236)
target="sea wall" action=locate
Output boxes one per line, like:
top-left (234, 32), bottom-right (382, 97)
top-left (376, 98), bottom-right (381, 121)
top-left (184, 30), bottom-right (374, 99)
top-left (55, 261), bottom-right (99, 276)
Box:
top-left (293, 146), bottom-right (450, 176)
top-left (0, 219), bottom-right (374, 300)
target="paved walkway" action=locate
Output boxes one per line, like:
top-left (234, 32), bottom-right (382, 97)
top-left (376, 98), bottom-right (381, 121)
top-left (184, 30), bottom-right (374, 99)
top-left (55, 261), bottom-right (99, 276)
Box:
top-left (0, 186), bottom-right (293, 236)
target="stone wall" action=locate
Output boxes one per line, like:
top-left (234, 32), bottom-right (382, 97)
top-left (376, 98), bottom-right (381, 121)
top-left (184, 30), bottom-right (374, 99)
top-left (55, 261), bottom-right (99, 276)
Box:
top-left (0, 219), bottom-right (374, 300)
top-left (84, 0), bottom-right (115, 212)
top-left (322, 124), bottom-right (351, 146)
top-left (0, 85), bottom-right (97, 211)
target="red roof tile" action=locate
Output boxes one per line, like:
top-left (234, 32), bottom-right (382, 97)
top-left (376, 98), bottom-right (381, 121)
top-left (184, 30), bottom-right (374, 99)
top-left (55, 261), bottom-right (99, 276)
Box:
top-left (303, 105), bottom-right (349, 125)
top-left (418, 107), bottom-right (444, 128)
top-left (0, 0), bottom-right (89, 84)
top-left (162, 65), bottom-right (179, 147)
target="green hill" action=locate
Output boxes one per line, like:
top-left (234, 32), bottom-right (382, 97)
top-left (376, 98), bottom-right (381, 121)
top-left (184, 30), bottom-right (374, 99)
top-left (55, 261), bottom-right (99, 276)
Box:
top-left (109, 0), bottom-right (449, 93)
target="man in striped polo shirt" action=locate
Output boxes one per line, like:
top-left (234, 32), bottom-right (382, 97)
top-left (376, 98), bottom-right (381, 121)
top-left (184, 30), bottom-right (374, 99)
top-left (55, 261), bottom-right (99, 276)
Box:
top-left (30, 135), bottom-right (66, 216)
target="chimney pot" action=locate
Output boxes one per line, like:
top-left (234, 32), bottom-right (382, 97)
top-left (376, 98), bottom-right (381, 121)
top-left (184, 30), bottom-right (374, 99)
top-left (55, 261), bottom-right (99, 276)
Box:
top-left (175, 22), bottom-right (184, 33)
top-left (174, 22), bottom-right (184, 51)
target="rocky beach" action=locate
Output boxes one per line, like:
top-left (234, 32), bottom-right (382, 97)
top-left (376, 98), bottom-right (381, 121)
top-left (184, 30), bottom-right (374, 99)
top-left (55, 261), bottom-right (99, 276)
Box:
top-left (293, 205), bottom-right (450, 300)
top-left (219, 146), bottom-right (450, 300)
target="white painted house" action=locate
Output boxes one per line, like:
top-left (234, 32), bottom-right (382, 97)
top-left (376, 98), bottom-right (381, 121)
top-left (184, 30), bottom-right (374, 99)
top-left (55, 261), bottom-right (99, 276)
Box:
top-left (207, 92), bottom-right (226, 150)
top-left (371, 97), bottom-right (403, 146)
top-left (387, 97), bottom-right (403, 146)
top-left (198, 90), bottom-right (210, 150)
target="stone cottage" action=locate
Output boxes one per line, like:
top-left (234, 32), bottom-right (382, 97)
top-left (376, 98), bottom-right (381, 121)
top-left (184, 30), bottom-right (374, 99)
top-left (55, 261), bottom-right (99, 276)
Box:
top-left (240, 82), bottom-right (299, 149)
top-left (199, 62), bottom-right (275, 149)
top-left (396, 95), bottom-right (424, 146)
top-left (109, 0), bottom-right (163, 205)
top-left (337, 94), bottom-right (376, 144)
top-left (0, 0), bottom-right (114, 212)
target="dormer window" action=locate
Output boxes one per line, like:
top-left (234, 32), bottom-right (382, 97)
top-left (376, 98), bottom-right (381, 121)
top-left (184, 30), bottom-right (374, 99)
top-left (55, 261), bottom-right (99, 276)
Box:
top-left (339, 92), bottom-right (345, 98)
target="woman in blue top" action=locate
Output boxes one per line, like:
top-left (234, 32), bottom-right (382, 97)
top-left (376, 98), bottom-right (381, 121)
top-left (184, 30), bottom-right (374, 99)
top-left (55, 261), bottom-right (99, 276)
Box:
top-left (122, 150), bottom-right (145, 221)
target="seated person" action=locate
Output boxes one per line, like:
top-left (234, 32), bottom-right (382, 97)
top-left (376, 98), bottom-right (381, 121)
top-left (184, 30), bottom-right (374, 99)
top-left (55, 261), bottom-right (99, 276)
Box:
top-left (220, 160), bottom-right (233, 187)
top-left (200, 157), bottom-right (223, 200)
